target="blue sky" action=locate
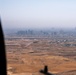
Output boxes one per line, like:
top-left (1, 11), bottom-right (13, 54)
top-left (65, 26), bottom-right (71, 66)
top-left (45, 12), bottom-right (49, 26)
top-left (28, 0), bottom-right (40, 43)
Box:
top-left (0, 0), bottom-right (76, 29)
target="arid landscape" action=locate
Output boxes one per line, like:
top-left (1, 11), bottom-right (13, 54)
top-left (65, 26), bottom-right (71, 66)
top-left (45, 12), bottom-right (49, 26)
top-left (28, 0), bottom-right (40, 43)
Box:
top-left (5, 32), bottom-right (76, 75)
top-left (1, 0), bottom-right (76, 74)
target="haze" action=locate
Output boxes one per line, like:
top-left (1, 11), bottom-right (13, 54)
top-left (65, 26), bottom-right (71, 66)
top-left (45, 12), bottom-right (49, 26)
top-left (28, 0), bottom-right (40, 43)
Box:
top-left (0, 0), bottom-right (76, 30)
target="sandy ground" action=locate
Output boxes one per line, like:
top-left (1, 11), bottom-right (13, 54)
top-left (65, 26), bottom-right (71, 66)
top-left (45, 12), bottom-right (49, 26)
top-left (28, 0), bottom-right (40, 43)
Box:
top-left (6, 38), bottom-right (76, 75)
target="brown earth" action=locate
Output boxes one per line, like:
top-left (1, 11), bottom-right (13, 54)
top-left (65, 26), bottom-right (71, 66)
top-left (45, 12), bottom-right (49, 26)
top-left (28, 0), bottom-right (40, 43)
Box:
top-left (6, 37), bottom-right (76, 75)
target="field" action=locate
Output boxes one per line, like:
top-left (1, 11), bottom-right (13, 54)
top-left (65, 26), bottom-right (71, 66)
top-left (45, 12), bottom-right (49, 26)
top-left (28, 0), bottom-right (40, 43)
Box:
top-left (5, 37), bottom-right (76, 75)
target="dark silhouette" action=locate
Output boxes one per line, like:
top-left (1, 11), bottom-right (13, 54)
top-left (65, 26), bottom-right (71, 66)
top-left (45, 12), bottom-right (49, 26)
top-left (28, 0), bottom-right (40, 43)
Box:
top-left (44, 65), bottom-right (48, 73)
top-left (0, 17), bottom-right (7, 75)
top-left (39, 65), bottom-right (54, 75)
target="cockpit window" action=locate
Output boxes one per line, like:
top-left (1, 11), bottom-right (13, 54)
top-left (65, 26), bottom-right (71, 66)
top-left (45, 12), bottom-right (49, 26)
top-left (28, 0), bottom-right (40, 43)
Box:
top-left (1, 0), bottom-right (76, 75)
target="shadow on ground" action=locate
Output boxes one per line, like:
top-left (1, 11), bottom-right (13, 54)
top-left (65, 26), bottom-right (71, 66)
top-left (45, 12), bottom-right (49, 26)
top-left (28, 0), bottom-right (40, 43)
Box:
top-left (39, 66), bottom-right (55, 75)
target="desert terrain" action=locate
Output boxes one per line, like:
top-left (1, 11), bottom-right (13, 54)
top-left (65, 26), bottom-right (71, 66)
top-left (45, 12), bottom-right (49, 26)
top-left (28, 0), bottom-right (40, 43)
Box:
top-left (5, 35), bottom-right (76, 75)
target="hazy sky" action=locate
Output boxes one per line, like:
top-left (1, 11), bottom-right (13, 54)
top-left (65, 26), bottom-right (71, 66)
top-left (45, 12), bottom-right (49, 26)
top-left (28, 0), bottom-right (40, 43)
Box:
top-left (0, 0), bottom-right (76, 29)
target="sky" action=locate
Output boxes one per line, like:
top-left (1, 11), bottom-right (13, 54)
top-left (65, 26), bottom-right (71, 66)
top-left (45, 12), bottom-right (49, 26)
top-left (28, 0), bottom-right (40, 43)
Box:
top-left (0, 0), bottom-right (76, 30)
